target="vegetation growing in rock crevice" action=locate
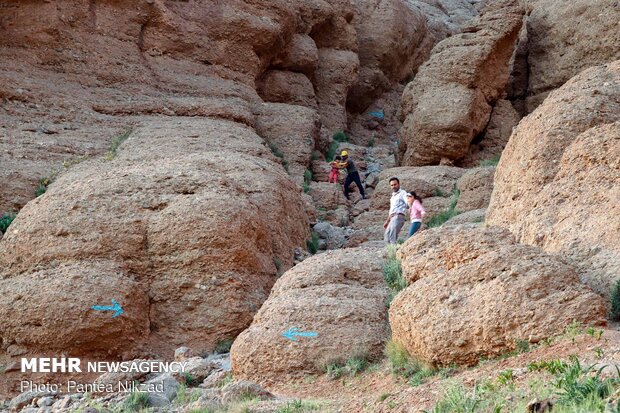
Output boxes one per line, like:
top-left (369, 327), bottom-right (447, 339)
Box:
top-left (427, 188), bottom-right (461, 228)
top-left (383, 244), bottom-right (406, 307)
top-left (0, 212), bottom-right (16, 234)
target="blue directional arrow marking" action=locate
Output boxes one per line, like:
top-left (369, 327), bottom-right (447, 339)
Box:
top-left (282, 327), bottom-right (318, 341)
top-left (91, 299), bottom-right (124, 318)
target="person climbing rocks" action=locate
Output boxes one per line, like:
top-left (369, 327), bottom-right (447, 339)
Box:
top-left (338, 150), bottom-right (366, 200)
top-left (406, 191), bottom-right (426, 238)
top-left (328, 155), bottom-right (343, 183)
top-left (383, 177), bottom-right (408, 244)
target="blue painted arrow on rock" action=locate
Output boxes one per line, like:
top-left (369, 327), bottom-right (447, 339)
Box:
top-left (91, 299), bottom-right (124, 318)
top-left (282, 327), bottom-right (318, 341)
top-left (369, 110), bottom-right (384, 120)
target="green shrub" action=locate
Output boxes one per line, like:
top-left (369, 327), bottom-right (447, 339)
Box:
top-left (385, 340), bottom-right (435, 386)
top-left (105, 129), bottom-right (132, 161)
top-left (277, 399), bottom-right (320, 412)
top-left (610, 280), bottom-right (620, 320)
top-left (182, 372), bottom-right (201, 387)
top-left (427, 189), bottom-right (461, 228)
top-left (479, 155), bottom-right (501, 167)
top-left (123, 390), bottom-right (149, 411)
top-left (323, 353), bottom-right (371, 380)
top-left (306, 232), bottom-right (319, 254)
top-left (332, 130), bottom-right (348, 143)
top-left (383, 245), bottom-right (406, 307)
top-left (175, 384), bottom-right (202, 404)
top-left (215, 339), bottom-right (234, 354)
top-left (324, 141), bottom-right (340, 162)
top-left (303, 169), bottom-right (313, 193)
top-left (0, 212), bottom-right (17, 233)
top-left (311, 150), bottom-right (321, 161)
top-left (367, 138), bottom-right (375, 147)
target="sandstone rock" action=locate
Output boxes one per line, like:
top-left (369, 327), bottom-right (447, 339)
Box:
top-left (144, 373), bottom-right (179, 405)
top-left (230, 246), bottom-right (389, 385)
top-left (458, 99), bottom-right (521, 167)
top-left (257, 71), bottom-right (317, 108)
top-left (406, 0), bottom-right (479, 41)
top-left (313, 222), bottom-right (352, 250)
top-left (271, 34), bottom-right (319, 76)
top-left (455, 167), bottom-right (495, 212)
top-left (347, 0), bottom-right (434, 112)
top-left (200, 370), bottom-right (230, 389)
top-left (526, 0), bottom-right (620, 112)
top-left (444, 208), bottom-right (486, 226)
top-left (174, 347), bottom-right (192, 361)
top-left (9, 391), bottom-right (51, 412)
top-left (399, 0), bottom-right (524, 165)
top-left (253, 102), bottom-right (319, 182)
top-left (371, 166), bottom-right (466, 210)
top-left (309, 182), bottom-right (347, 211)
top-left (314, 49), bottom-right (359, 134)
top-left (391, 226), bottom-right (607, 366)
top-left (0, 119), bottom-right (309, 360)
top-left (174, 357), bottom-right (215, 383)
top-left (487, 61), bottom-right (620, 297)
top-left (95, 359), bottom-right (163, 387)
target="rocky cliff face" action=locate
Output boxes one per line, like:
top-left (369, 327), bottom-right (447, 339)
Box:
top-left (487, 61), bottom-right (620, 298)
top-left (398, 0), bottom-right (523, 166)
top-left (0, 0), bottom-right (475, 374)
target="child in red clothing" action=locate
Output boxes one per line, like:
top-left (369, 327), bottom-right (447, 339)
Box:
top-left (329, 155), bottom-right (343, 183)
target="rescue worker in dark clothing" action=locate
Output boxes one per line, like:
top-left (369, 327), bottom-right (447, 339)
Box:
top-left (337, 150), bottom-right (366, 200)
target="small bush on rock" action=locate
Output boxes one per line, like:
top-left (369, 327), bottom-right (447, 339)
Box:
top-left (0, 212), bottom-right (16, 233)
top-left (123, 390), bottom-right (149, 412)
top-left (610, 280), bottom-right (620, 320)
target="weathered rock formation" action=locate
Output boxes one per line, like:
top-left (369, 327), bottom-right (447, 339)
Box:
top-left (525, 0), bottom-right (620, 111)
top-left (371, 166), bottom-right (466, 210)
top-left (487, 61), bottom-right (620, 297)
top-left (391, 226), bottom-right (607, 366)
top-left (0, 119), bottom-right (309, 361)
top-left (399, 0), bottom-right (524, 165)
top-left (230, 246), bottom-right (388, 385)
top-left (455, 167), bottom-right (495, 212)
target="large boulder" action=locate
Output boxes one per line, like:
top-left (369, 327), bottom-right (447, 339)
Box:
top-left (455, 167), bottom-right (495, 212)
top-left (371, 166), bottom-right (466, 210)
top-left (487, 61), bottom-right (620, 297)
top-left (390, 226), bottom-right (607, 366)
top-left (253, 102), bottom-right (320, 182)
top-left (0, 119), bottom-right (309, 361)
top-left (399, 0), bottom-right (524, 165)
top-left (525, 0), bottom-right (620, 112)
top-left (347, 0), bottom-right (435, 113)
top-left (257, 71), bottom-right (317, 109)
top-left (230, 246), bottom-right (389, 385)
top-left (406, 0), bottom-right (479, 41)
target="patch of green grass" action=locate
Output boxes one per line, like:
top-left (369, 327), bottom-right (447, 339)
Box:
top-left (479, 155), bottom-right (501, 167)
top-left (427, 189), bottom-right (461, 228)
top-left (105, 129), bottom-right (132, 161)
top-left (0, 212), bottom-right (17, 233)
top-left (123, 390), bottom-right (149, 412)
top-left (268, 142), bottom-right (290, 172)
top-left (610, 280), bottom-right (620, 321)
top-left (181, 372), bottom-right (201, 387)
top-left (276, 399), bottom-right (321, 412)
top-left (332, 130), bottom-right (348, 143)
top-left (378, 393), bottom-right (390, 402)
top-left (367, 138), bottom-right (375, 147)
top-left (311, 150), bottom-right (321, 161)
top-left (175, 384), bottom-right (202, 405)
top-left (303, 169), bottom-right (313, 193)
top-left (383, 245), bottom-right (406, 307)
top-left (385, 340), bottom-right (437, 386)
top-left (306, 231), bottom-right (319, 254)
top-left (215, 339), bottom-right (234, 354)
top-left (215, 372), bottom-right (234, 388)
top-left (323, 352), bottom-right (371, 380)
